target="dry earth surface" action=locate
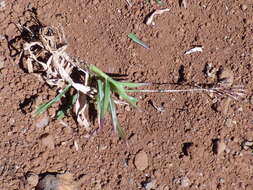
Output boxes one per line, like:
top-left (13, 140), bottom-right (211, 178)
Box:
top-left (0, 0), bottom-right (253, 189)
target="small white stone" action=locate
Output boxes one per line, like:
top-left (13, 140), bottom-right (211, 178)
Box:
top-left (144, 180), bottom-right (156, 190)
top-left (27, 174), bottom-right (39, 187)
top-left (181, 176), bottom-right (190, 187)
top-left (217, 141), bottom-right (226, 154)
top-left (0, 1), bottom-right (6, 9)
top-left (35, 114), bottom-right (49, 128)
top-left (241, 4), bottom-right (247, 11)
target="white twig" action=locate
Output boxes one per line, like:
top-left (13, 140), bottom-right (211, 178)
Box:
top-left (125, 0), bottom-right (132, 7)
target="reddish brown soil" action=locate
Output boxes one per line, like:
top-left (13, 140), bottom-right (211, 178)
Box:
top-left (1, 0), bottom-right (253, 189)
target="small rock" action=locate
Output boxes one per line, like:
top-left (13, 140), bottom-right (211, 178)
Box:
top-left (35, 114), bottom-right (49, 128)
top-left (181, 176), bottom-right (190, 187)
top-left (27, 173), bottom-right (39, 187)
top-left (144, 180), bottom-right (156, 190)
top-left (244, 141), bottom-right (253, 147)
top-left (8, 118), bottom-right (15, 125)
top-left (41, 134), bottom-right (55, 149)
top-left (36, 173), bottom-right (78, 190)
top-left (212, 139), bottom-right (227, 154)
top-left (222, 98), bottom-right (232, 115)
top-left (225, 118), bottom-right (236, 128)
top-left (134, 151), bottom-right (148, 171)
top-left (218, 68), bottom-right (234, 87)
top-left (219, 178), bottom-right (225, 183)
top-left (174, 176), bottom-right (191, 187)
top-left (0, 57), bottom-right (4, 70)
top-left (0, 0), bottom-right (6, 9)
top-left (242, 141), bottom-right (253, 150)
top-left (217, 141), bottom-right (226, 154)
top-left (36, 174), bottom-right (57, 190)
top-left (57, 173), bottom-right (78, 190)
top-left (241, 4), bottom-right (247, 11)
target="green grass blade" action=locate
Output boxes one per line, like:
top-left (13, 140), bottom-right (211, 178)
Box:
top-left (89, 65), bottom-right (110, 80)
top-left (96, 80), bottom-right (105, 128)
top-left (55, 93), bottom-right (78, 120)
top-left (34, 84), bottom-right (72, 115)
top-left (55, 110), bottom-right (65, 120)
top-left (109, 96), bottom-right (125, 139)
top-left (89, 64), bottom-right (139, 106)
top-left (102, 79), bottom-right (111, 116)
top-left (97, 80), bottom-right (104, 100)
top-left (128, 33), bottom-right (149, 49)
top-left (156, 0), bottom-right (164, 5)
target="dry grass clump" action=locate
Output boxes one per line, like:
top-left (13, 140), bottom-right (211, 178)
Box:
top-left (16, 20), bottom-right (95, 131)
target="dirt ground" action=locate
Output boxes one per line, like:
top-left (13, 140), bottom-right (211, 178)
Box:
top-left (0, 0), bottom-right (253, 189)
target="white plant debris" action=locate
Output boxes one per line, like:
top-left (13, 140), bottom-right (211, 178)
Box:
top-left (74, 140), bottom-right (79, 151)
top-left (146, 8), bottom-right (170, 26)
top-left (125, 0), bottom-right (132, 7)
top-left (180, 0), bottom-right (187, 9)
top-left (184, 46), bottom-right (203, 55)
top-left (149, 100), bottom-right (165, 112)
top-left (0, 57), bottom-right (4, 70)
top-left (17, 23), bottom-right (95, 131)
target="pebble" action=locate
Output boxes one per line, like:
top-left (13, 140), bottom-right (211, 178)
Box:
top-left (218, 68), bottom-right (234, 86)
top-left (27, 174), bottom-right (39, 187)
top-left (181, 176), bottom-right (191, 187)
top-left (174, 176), bottom-right (191, 187)
top-left (241, 4), bottom-right (247, 11)
top-left (144, 180), bottom-right (157, 190)
top-left (36, 173), bottom-right (78, 190)
top-left (243, 141), bottom-right (253, 150)
top-left (35, 114), bottom-right (49, 128)
top-left (0, 57), bottom-right (4, 70)
top-left (41, 134), bottom-right (55, 149)
top-left (134, 151), bottom-right (148, 171)
top-left (36, 174), bottom-right (57, 190)
top-left (217, 140), bottom-right (226, 154)
top-left (225, 118), bottom-right (236, 128)
top-left (0, 0), bottom-right (6, 9)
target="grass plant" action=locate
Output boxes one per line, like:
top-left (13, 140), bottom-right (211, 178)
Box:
top-left (16, 18), bottom-right (245, 137)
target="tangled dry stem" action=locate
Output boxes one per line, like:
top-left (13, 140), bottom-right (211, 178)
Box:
top-left (18, 23), bottom-right (95, 130)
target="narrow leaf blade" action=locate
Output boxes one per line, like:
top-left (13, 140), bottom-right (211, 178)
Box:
top-left (96, 80), bottom-right (105, 129)
top-left (102, 79), bottom-right (111, 116)
top-left (114, 85), bottom-right (138, 107)
top-left (128, 33), bottom-right (149, 49)
top-left (35, 84), bottom-right (72, 116)
top-left (55, 94), bottom-right (78, 120)
top-left (109, 97), bottom-right (125, 139)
